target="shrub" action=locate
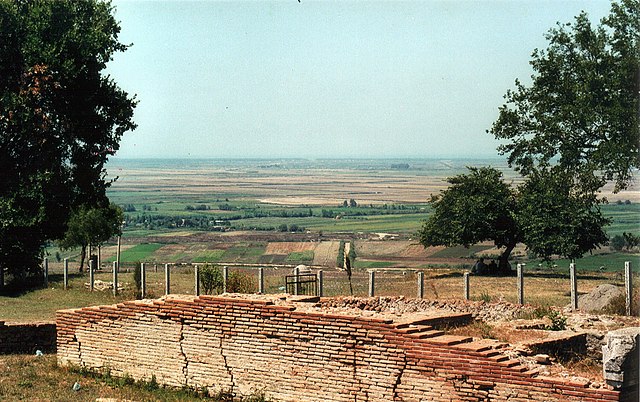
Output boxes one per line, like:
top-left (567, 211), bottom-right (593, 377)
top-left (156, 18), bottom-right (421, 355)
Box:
top-left (227, 270), bottom-right (256, 293)
top-left (200, 265), bottom-right (223, 295)
top-left (545, 310), bottom-right (567, 331)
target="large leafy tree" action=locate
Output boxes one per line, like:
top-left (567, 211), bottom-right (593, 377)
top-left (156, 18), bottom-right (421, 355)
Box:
top-left (418, 167), bottom-right (520, 274)
top-left (488, 0), bottom-right (639, 193)
top-left (0, 0), bottom-right (136, 288)
top-left (418, 167), bottom-right (610, 274)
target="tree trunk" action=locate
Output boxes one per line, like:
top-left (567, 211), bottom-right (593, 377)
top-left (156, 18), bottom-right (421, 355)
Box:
top-left (498, 242), bottom-right (516, 276)
top-left (79, 244), bottom-right (86, 272)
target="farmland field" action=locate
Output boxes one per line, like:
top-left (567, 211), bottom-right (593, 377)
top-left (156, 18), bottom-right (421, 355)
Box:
top-left (39, 158), bottom-right (636, 276)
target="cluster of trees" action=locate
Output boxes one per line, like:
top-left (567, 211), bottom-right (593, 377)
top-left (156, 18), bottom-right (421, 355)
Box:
top-left (185, 204), bottom-right (210, 211)
top-left (0, 1), bottom-right (136, 288)
top-left (610, 233), bottom-right (640, 252)
top-left (419, 0), bottom-right (639, 274)
top-left (277, 224), bottom-right (304, 233)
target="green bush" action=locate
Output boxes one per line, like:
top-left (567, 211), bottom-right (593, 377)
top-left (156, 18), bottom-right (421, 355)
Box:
top-left (227, 270), bottom-right (256, 293)
top-left (545, 310), bottom-right (567, 331)
top-left (200, 265), bottom-right (223, 295)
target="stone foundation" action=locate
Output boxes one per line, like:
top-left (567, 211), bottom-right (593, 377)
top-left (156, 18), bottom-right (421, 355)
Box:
top-left (57, 295), bottom-right (628, 401)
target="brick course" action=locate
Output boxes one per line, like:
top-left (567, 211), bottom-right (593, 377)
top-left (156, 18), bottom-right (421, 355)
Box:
top-left (56, 296), bottom-right (627, 401)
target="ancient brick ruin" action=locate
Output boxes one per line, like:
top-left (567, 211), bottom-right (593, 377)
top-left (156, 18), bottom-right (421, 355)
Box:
top-left (57, 295), bottom-right (633, 401)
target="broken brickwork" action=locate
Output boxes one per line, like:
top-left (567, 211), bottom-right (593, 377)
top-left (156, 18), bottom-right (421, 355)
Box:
top-left (57, 295), bottom-right (627, 401)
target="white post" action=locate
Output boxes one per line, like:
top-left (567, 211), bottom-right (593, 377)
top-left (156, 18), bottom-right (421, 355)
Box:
top-left (165, 263), bottom-right (170, 295)
top-left (463, 272), bottom-right (470, 300)
top-left (63, 258), bottom-right (69, 290)
top-left (517, 263), bottom-right (524, 305)
top-left (116, 235), bottom-right (121, 273)
top-left (89, 259), bottom-right (95, 292)
top-left (258, 267), bottom-right (264, 294)
top-left (294, 266), bottom-right (300, 296)
top-left (317, 270), bottom-right (323, 297)
top-left (570, 262), bottom-right (578, 310)
top-left (195, 264), bottom-right (200, 296)
top-left (368, 271), bottom-right (375, 297)
top-left (223, 266), bottom-right (228, 293)
top-left (43, 257), bottom-right (49, 287)
top-left (97, 245), bottom-right (101, 271)
top-left (625, 261), bottom-right (633, 316)
top-left (140, 262), bottom-right (146, 299)
top-left (417, 272), bottom-right (424, 299)
top-left (113, 261), bottom-right (118, 296)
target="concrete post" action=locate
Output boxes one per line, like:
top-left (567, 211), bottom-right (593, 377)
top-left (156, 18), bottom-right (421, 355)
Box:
top-left (154, 264), bottom-right (158, 273)
top-left (417, 272), bottom-right (424, 299)
top-left (63, 258), bottom-right (69, 290)
top-left (89, 259), bottom-right (95, 292)
top-left (294, 266), bottom-right (300, 296)
top-left (116, 235), bottom-right (121, 273)
top-left (570, 262), bottom-right (578, 310)
top-left (463, 272), bottom-right (470, 300)
top-left (97, 245), bottom-right (101, 271)
top-left (165, 263), bottom-right (170, 295)
top-left (194, 264), bottom-right (200, 296)
top-left (113, 261), bottom-right (118, 296)
top-left (258, 267), bottom-right (264, 294)
top-left (625, 261), bottom-right (633, 316)
top-left (223, 266), bottom-right (228, 293)
top-left (517, 263), bottom-right (524, 305)
top-left (368, 271), bottom-right (375, 297)
top-left (317, 270), bottom-right (323, 297)
top-left (140, 262), bottom-right (146, 299)
top-left (43, 257), bottom-right (48, 287)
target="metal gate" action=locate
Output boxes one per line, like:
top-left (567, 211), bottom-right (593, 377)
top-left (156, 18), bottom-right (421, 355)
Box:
top-left (285, 273), bottom-right (317, 296)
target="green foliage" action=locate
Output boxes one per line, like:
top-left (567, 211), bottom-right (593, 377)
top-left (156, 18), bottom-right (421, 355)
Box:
top-left (623, 232), bottom-right (640, 251)
top-left (610, 234), bottom-right (626, 251)
top-left (418, 167), bottom-right (520, 273)
top-left (200, 265), bottom-right (223, 295)
top-left (336, 240), bottom-right (345, 268)
top-left (0, 0), bottom-right (136, 288)
top-left (488, 0), bottom-right (639, 194)
top-left (545, 310), bottom-right (567, 331)
top-left (348, 241), bottom-right (357, 266)
top-left (227, 270), bottom-right (256, 293)
top-left (285, 251), bottom-right (314, 263)
top-left (517, 170), bottom-right (609, 261)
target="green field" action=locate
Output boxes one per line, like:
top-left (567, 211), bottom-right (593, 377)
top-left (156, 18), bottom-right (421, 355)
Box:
top-left (107, 243), bottom-right (164, 263)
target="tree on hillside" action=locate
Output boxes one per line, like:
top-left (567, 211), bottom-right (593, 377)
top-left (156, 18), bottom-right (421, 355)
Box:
top-left (488, 0), bottom-right (639, 194)
top-left (418, 167), bottom-right (520, 274)
top-left (58, 204), bottom-right (124, 271)
top-left (0, 0), bottom-right (136, 289)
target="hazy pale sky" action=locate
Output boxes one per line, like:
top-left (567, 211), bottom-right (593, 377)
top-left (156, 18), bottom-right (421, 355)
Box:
top-left (107, 0), bottom-right (612, 159)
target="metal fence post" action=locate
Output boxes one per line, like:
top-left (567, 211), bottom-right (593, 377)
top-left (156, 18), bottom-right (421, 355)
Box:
top-left (417, 272), bottom-right (424, 299)
top-left (368, 271), bottom-right (375, 297)
top-left (63, 258), bottom-right (69, 290)
top-left (258, 267), bottom-right (264, 294)
top-left (570, 262), bottom-right (578, 310)
top-left (625, 261), bottom-right (633, 316)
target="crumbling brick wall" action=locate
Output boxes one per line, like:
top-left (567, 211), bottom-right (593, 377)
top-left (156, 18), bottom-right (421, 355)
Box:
top-left (0, 321), bottom-right (56, 354)
top-left (57, 296), bottom-right (625, 401)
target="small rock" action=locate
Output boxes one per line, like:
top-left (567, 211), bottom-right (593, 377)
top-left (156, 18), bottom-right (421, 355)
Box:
top-left (72, 381), bottom-right (81, 391)
top-left (534, 354), bottom-right (551, 364)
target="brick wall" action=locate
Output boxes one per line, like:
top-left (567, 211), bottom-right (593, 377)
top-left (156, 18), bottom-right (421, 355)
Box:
top-left (57, 296), bottom-right (626, 401)
top-left (0, 321), bottom-right (56, 354)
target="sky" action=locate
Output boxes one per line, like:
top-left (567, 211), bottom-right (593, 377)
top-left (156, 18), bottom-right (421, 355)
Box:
top-left (107, 0), bottom-right (613, 159)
